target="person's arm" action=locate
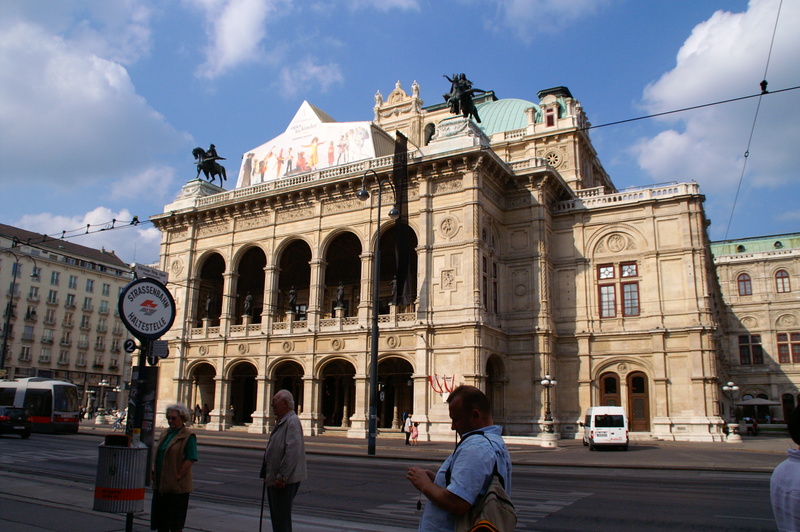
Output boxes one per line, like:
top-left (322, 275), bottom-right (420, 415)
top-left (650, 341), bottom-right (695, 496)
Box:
top-left (177, 459), bottom-right (194, 480)
top-left (276, 418), bottom-right (303, 486)
top-left (178, 433), bottom-right (198, 480)
top-left (406, 467), bottom-right (471, 515)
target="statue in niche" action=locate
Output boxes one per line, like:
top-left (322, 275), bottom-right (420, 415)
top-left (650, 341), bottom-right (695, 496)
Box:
top-left (336, 281), bottom-right (345, 307)
top-left (243, 293), bottom-right (253, 316)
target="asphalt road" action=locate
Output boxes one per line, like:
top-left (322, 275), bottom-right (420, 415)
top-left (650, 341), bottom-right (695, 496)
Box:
top-left (0, 432), bottom-right (779, 531)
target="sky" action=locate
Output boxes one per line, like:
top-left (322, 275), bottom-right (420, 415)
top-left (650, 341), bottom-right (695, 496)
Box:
top-left (1, 0), bottom-right (798, 265)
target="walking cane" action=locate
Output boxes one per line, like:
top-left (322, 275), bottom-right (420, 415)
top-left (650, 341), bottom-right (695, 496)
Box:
top-left (259, 480), bottom-right (266, 532)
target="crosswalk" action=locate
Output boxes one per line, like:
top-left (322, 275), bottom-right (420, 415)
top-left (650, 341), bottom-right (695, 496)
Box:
top-left (364, 487), bottom-right (593, 529)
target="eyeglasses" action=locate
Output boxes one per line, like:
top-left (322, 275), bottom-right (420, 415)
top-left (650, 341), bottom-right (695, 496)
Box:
top-left (166, 415), bottom-right (181, 421)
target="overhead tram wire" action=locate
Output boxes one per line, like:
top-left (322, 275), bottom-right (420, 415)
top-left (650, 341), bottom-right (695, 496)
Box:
top-left (723, 0), bottom-right (784, 241)
top-left (581, 84), bottom-right (799, 132)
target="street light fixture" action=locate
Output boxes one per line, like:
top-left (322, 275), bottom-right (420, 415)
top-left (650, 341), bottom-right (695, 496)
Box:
top-left (1, 250), bottom-right (39, 375)
top-left (357, 169), bottom-right (399, 456)
top-left (722, 381), bottom-right (742, 442)
top-left (97, 379), bottom-right (110, 412)
top-left (541, 374), bottom-right (557, 423)
top-left (722, 381), bottom-right (739, 423)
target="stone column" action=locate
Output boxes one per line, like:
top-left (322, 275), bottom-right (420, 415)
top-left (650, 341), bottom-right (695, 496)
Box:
top-left (347, 375), bottom-right (369, 438)
top-left (307, 258), bottom-right (325, 329)
top-left (248, 372), bottom-right (270, 434)
top-left (262, 265), bottom-right (279, 332)
top-left (206, 375), bottom-right (228, 431)
top-left (220, 271), bottom-right (237, 334)
top-left (299, 375), bottom-right (322, 436)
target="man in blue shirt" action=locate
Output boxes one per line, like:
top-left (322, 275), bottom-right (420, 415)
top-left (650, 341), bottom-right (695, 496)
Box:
top-left (407, 385), bottom-right (512, 531)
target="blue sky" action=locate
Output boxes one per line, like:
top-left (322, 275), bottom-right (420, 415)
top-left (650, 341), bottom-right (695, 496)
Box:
top-left (1, 0), bottom-right (798, 264)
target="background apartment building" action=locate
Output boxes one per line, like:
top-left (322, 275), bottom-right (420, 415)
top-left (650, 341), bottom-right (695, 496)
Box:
top-left (0, 223), bottom-right (134, 409)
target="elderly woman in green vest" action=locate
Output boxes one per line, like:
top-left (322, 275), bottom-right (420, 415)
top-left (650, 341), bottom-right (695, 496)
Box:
top-left (151, 403), bottom-right (198, 532)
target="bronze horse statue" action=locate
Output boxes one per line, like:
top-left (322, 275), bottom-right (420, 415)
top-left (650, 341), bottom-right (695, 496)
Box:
top-left (193, 147), bottom-right (227, 187)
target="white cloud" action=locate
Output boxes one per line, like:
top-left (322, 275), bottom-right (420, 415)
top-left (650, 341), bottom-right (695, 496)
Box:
top-left (188, 0), bottom-right (287, 79)
top-left (482, 0), bottom-right (615, 43)
top-left (635, 0), bottom-right (800, 198)
top-left (278, 58), bottom-right (344, 97)
top-left (344, 0), bottom-right (420, 11)
top-left (16, 207), bottom-right (162, 265)
top-left (108, 166), bottom-right (178, 203)
top-left (0, 19), bottom-right (188, 186)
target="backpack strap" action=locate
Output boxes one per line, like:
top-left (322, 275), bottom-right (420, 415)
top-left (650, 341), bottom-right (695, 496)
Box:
top-left (445, 431), bottom-right (507, 491)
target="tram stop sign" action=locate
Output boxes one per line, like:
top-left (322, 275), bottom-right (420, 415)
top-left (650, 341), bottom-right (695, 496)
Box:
top-left (118, 278), bottom-right (176, 341)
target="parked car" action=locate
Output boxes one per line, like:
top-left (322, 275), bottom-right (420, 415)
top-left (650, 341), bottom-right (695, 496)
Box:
top-left (0, 406), bottom-right (32, 438)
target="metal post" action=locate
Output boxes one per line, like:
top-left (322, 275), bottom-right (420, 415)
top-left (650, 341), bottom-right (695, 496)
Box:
top-left (358, 170), bottom-right (399, 456)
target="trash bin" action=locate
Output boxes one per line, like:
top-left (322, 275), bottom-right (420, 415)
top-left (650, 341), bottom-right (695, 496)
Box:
top-left (93, 435), bottom-right (149, 513)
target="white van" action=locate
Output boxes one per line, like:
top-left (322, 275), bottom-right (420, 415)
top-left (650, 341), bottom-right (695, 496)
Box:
top-left (580, 406), bottom-right (629, 450)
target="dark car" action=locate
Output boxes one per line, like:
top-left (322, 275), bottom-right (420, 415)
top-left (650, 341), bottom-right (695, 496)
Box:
top-left (0, 406), bottom-right (32, 438)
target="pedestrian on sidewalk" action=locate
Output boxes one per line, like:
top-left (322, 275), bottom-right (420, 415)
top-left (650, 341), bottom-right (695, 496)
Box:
top-left (771, 406), bottom-right (800, 531)
top-left (151, 403), bottom-right (198, 532)
top-left (411, 422), bottom-right (419, 446)
top-left (406, 385), bottom-right (514, 531)
top-left (260, 390), bottom-right (307, 532)
top-left (405, 414), bottom-right (413, 445)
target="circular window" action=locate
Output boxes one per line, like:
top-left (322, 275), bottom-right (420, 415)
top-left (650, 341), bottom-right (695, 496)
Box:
top-left (544, 151), bottom-right (562, 167)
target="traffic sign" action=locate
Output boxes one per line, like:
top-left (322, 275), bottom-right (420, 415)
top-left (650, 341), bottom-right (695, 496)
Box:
top-left (131, 263), bottom-right (169, 285)
top-left (118, 278), bottom-right (176, 340)
top-left (123, 339), bottom-right (138, 353)
top-left (152, 340), bottom-right (169, 359)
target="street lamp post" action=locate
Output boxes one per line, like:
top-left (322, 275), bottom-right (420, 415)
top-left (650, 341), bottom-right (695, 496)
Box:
top-left (540, 374), bottom-right (558, 448)
top-left (722, 381), bottom-right (742, 442)
top-left (1, 250), bottom-right (39, 376)
top-left (95, 379), bottom-right (110, 424)
top-left (357, 169), bottom-right (399, 456)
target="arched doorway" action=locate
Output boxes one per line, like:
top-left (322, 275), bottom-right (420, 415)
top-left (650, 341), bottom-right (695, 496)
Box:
top-left (319, 359), bottom-right (356, 427)
top-left (599, 372), bottom-right (621, 406)
top-left (277, 240), bottom-right (312, 319)
top-left (378, 357), bottom-right (414, 429)
top-left (272, 361), bottom-right (304, 413)
top-left (195, 254), bottom-right (225, 327)
top-left (236, 247), bottom-right (267, 323)
top-left (486, 355), bottom-right (506, 420)
top-left (229, 362), bottom-right (257, 425)
top-left (189, 363), bottom-right (216, 422)
top-left (323, 233), bottom-right (362, 317)
top-left (627, 371), bottom-right (650, 432)
top-left (375, 225), bottom-right (419, 313)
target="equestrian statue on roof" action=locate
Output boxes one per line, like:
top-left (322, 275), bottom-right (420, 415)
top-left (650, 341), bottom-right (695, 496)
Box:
top-left (193, 144), bottom-right (227, 187)
top-left (443, 73), bottom-right (486, 123)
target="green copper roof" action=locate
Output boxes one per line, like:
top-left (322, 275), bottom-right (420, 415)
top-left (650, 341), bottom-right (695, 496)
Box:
top-left (476, 98), bottom-right (538, 137)
top-left (710, 232), bottom-right (800, 257)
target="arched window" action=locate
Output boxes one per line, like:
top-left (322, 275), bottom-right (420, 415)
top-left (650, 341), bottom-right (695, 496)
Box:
top-left (737, 273), bottom-right (752, 296)
top-left (776, 270), bottom-right (791, 293)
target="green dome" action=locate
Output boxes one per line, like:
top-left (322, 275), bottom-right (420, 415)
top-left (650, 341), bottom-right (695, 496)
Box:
top-left (476, 98), bottom-right (538, 137)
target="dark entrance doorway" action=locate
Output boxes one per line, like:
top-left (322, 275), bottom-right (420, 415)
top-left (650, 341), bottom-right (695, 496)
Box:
top-left (320, 359), bottom-right (356, 426)
top-left (230, 363), bottom-right (257, 424)
top-left (627, 371), bottom-right (650, 431)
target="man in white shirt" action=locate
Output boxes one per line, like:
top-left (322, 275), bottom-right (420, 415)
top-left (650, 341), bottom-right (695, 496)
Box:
top-left (771, 406), bottom-right (800, 531)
